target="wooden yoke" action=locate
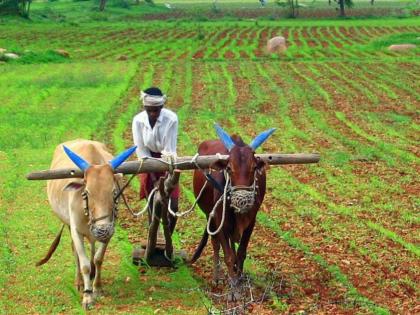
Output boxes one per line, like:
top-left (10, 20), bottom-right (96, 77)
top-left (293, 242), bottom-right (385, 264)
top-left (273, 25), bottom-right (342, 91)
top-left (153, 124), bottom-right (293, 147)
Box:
top-left (26, 153), bottom-right (320, 180)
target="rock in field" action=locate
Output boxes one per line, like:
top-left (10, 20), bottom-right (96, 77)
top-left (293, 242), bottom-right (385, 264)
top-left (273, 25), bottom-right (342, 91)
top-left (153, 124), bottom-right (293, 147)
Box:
top-left (267, 36), bottom-right (287, 54)
top-left (388, 44), bottom-right (416, 52)
top-left (54, 49), bottom-right (70, 58)
top-left (0, 48), bottom-right (6, 54)
top-left (117, 55), bottom-right (128, 61)
top-left (4, 53), bottom-right (19, 59)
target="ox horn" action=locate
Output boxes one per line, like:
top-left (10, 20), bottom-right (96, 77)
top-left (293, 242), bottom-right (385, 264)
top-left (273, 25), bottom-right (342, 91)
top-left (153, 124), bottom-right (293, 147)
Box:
top-left (249, 128), bottom-right (276, 151)
top-left (63, 145), bottom-right (91, 171)
top-left (109, 146), bottom-right (137, 170)
top-left (214, 123), bottom-right (235, 151)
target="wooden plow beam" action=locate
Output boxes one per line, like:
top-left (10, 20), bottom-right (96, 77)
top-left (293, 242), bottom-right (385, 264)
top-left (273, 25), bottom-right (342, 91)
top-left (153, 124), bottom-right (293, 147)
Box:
top-left (26, 153), bottom-right (320, 180)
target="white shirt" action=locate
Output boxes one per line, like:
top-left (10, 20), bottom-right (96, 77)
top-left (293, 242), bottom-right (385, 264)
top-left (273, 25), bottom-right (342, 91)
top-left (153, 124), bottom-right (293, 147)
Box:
top-left (132, 108), bottom-right (178, 158)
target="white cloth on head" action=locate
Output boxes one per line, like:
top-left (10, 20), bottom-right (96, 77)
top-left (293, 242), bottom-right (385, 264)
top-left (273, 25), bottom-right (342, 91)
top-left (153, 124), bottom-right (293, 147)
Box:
top-left (140, 91), bottom-right (167, 107)
top-left (132, 108), bottom-right (178, 158)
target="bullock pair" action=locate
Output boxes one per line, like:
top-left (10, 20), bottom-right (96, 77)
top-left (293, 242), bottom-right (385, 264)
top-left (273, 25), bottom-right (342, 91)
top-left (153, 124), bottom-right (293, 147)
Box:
top-left (37, 124), bottom-right (275, 309)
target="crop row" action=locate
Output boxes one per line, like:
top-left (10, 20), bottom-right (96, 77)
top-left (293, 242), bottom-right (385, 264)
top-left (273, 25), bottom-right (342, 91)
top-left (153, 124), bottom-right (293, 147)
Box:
top-left (1, 24), bottom-right (419, 62)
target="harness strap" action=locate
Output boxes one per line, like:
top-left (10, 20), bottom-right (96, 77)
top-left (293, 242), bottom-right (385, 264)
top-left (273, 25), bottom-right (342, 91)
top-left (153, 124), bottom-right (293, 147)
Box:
top-left (204, 172), bottom-right (224, 193)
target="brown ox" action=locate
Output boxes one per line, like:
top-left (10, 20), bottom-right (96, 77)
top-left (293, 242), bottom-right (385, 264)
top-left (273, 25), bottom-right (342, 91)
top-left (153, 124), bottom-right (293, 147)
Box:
top-left (36, 139), bottom-right (136, 309)
top-left (191, 125), bottom-right (275, 291)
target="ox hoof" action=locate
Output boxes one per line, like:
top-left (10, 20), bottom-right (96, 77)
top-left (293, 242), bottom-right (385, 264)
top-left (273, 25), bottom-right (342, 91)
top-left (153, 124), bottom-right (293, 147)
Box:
top-left (82, 301), bottom-right (94, 310)
top-left (82, 293), bottom-right (95, 310)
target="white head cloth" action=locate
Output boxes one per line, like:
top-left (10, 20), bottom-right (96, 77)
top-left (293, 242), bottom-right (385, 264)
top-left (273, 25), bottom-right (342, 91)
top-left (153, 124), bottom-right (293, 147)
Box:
top-left (140, 91), bottom-right (167, 107)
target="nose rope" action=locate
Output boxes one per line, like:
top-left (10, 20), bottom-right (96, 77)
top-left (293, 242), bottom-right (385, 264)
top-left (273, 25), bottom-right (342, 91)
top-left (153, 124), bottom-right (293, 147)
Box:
top-left (206, 169), bottom-right (259, 235)
top-left (229, 170), bottom-right (258, 213)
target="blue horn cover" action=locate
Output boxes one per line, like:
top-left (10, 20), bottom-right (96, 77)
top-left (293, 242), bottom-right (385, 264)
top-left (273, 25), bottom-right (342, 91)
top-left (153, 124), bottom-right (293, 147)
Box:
top-left (249, 128), bottom-right (276, 150)
top-left (214, 123), bottom-right (235, 151)
top-left (63, 145), bottom-right (91, 171)
top-left (109, 146), bottom-right (137, 170)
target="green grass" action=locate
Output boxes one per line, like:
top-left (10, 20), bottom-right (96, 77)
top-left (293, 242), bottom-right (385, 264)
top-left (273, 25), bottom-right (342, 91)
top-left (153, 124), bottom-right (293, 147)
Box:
top-left (1, 5), bottom-right (419, 313)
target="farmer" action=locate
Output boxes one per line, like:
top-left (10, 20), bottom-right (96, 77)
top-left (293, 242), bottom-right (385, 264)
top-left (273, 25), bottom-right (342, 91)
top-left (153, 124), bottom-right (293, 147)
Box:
top-left (132, 87), bottom-right (179, 234)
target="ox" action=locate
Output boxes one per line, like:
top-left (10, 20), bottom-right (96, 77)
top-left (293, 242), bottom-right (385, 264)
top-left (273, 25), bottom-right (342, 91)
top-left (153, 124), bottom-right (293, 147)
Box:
top-left (36, 139), bottom-right (136, 309)
top-left (191, 125), bottom-right (275, 293)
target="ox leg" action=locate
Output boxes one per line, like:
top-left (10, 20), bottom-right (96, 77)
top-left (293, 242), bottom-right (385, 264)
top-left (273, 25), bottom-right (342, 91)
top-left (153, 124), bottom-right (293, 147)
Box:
top-left (211, 236), bottom-right (222, 285)
top-left (217, 232), bottom-right (238, 278)
top-left (236, 221), bottom-right (255, 276)
top-left (218, 233), bottom-right (241, 302)
top-left (90, 241), bottom-right (96, 280)
top-left (71, 241), bottom-right (83, 291)
top-left (70, 227), bottom-right (94, 310)
top-left (93, 241), bottom-right (109, 297)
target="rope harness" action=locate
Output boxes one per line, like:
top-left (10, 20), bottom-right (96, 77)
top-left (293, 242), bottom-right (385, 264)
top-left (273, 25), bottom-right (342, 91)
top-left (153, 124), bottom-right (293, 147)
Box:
top-left (206, 169), bottom-right (259, 235)
top-left (111, 154), bottom-right (260, 237)
top-left (81, 190), bottom-right (118, 243)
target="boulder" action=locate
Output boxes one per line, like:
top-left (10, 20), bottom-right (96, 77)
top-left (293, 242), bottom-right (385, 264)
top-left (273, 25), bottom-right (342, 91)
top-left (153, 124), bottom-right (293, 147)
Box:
top-left (4, 53), bottom-right (19, 59)
top-left (0, 48), bottom-right (6, 54)
top-left (54, 49), bottom-right (70, 58)
top-left (388, 44), bottom-right (416, 52)
top-left (117, 55), bottom-right (128, 61)
top-left (267, 36), bottom-right (287, 54)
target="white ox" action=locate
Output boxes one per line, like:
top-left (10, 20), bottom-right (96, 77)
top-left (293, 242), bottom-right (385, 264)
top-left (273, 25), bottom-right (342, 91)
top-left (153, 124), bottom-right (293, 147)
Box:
top-left (37, 139), bottom-right (136, 309)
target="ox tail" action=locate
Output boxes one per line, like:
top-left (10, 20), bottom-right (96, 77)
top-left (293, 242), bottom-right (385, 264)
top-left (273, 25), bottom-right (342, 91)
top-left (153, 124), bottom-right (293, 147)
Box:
top-left (189, 228), bottom-right (209, 264)
top-left (35, 224), bottom-right (65, 267)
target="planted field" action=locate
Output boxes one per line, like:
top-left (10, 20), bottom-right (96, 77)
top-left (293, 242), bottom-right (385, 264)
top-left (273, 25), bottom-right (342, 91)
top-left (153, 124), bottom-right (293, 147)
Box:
top-left (1, 16), bottom-right (419, 314)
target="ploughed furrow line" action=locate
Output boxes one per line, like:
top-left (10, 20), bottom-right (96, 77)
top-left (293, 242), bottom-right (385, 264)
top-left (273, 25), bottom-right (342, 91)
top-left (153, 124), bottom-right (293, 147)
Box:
top-left (332, 26), bottom-right (355, 46)
top-left (299, 63), bottom-right (418, 166)
top-left (259, 62), bottom-right (419, 239)
top-left (339, 62), bottom-right (419, 147)
top-left (254, 26), bottom-right (271, 58)
top-left (365, 62), bottom-right (420, 101)
top-left (209, 28), bottom-right (238, 59)
top-left (235, 26), bottom-right (254, 59)
top-left (263, 165), bottom-right (419, 314)
top-left (192, 30), bottom-right (219, 59)
top-left (226, 63), bottom-right (406, 314)
top-left (223, 28), bottom-right (242, 58)
top-left (311, 27), bottom-right (337, 58)
top-left (246, 61), bottom-right (420, 308)
top-left (306, 26), bottom-right (337, 59)
top-left (319, 62), bottom-right (418, 163)
top-left (287, 63), bottom-right (419, 241)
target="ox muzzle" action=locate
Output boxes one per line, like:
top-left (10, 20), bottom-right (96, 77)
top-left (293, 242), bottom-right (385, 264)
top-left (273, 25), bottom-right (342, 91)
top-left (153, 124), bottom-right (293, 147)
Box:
top-left (90, 223), bottom-right (115, 243)
top-left (230, 186), bottom-right (256, 214)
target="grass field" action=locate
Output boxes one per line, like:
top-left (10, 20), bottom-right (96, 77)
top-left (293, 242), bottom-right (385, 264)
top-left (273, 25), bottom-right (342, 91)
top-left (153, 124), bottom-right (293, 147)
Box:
top-left (0, 2), bottom-right (419, 314)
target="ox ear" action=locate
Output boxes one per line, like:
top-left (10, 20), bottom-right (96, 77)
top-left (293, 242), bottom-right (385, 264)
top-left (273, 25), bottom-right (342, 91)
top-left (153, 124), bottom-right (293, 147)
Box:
top-left (63, 145), bottom-right (90, 171)
top-left (249, 128), bottom-right (276, 151)
top-left (63, 181), bottom-right (85, 192)
top-left (214, 123), bottom-right (235, 151)
top-left (109, 146), bottom-right (137, 170)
